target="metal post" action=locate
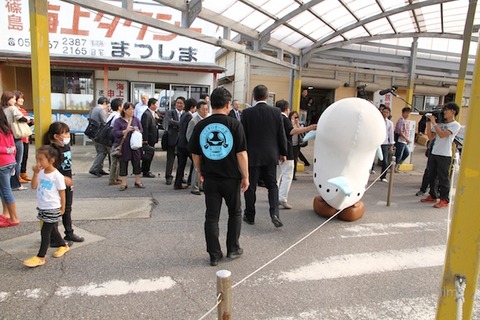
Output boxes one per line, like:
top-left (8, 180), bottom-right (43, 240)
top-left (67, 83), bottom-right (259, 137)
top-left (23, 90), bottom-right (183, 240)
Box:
top-left (216, 270), bottom-right (232, 320)
top-left (386, 156), bottom-right (396, 206)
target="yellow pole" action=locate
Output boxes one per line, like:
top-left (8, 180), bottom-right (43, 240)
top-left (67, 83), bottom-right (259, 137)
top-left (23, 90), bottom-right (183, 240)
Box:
top-left (29, 0), bottom-right (52, 149)
top-left (455, 0), bottom-right (477, 117)
top-left (292, 78), bottom-right (302, 113)
top-left (436, 35), bottom-right (480, 319)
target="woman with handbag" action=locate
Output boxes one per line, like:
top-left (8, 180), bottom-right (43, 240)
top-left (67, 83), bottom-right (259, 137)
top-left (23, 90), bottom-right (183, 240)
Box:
top-left (14, 90), bottom-right (34, 183)
top-left (1, 91), bottom-right (29, 191)
top-left (0, 104), bottom-right (20, 227)
top-left (112, 102), bottom-right (145, 191)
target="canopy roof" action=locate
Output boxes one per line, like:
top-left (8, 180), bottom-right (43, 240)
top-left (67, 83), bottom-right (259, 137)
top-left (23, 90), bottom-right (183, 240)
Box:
top-left (64, 0), bottom-right (479, 77)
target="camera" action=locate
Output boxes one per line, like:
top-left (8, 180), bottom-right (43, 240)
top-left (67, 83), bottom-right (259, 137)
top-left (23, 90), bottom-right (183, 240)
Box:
top-left (419, 109), bottom-right (444, 123)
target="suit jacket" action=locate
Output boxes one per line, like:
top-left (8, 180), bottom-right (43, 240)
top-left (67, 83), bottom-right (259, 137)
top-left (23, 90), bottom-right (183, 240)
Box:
top-left (241, 102), bottom-right (287, 166)
top-left (141, 109), bottom-right (158, 146)
top-left (228, 109), bottom-right (241, 121)
top-left (176, 111), bottom-right (192, 149)
top-left (164, 109), bottom-right (181, 147)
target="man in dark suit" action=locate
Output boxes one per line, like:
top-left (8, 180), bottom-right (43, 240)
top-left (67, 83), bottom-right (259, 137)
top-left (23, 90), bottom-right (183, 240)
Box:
top-left (141, 98), bottom-right (159, 178)
top-left (241, 84), bottom-right (287, 228)
top-left (174, 98), bottom-right (197, 189)
top-left (228, 99), bottom-right (241, 121)
top-left (164, 96), bottom-right (185, 185)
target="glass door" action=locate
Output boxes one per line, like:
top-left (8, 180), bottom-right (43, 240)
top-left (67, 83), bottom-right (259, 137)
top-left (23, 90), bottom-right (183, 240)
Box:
top-left (131, 82), bottom-right (154, 104)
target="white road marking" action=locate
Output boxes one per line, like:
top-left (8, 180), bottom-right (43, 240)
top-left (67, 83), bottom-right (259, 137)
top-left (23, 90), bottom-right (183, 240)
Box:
top-left (336, 222), bottom-right (445, 238)
top-left (279, 245), bottom-right (446, 281)
top-left (1, 277), bottom-right (176, 301)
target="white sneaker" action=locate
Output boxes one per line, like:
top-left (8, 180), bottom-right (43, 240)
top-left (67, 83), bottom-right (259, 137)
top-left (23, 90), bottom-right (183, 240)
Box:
top-left (380, 178), bottom-right (388, 183)
top-left (370, 170), bottom-right (376, 174)
top-left (279, 201), bottom-right (292, 209)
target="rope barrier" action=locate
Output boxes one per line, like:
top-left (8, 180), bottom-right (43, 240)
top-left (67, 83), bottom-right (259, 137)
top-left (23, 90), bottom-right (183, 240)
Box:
top-left (197, 161), bottom-right (395, 319)
top-left (197, 293), bottom-right (222, 320)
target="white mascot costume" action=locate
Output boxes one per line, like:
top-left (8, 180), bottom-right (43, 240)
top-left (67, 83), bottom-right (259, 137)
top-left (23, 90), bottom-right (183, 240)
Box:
top-left (311, 98), bottom-right (386, 221)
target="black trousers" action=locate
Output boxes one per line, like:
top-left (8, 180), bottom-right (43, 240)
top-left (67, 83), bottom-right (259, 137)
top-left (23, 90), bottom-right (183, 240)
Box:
top-left (244, 164), bottom-right (279, 220)
top-left (39, 221), bottom-right (65, 257)
top-left (203, 177), bottom-right (242, 259)
top-left (380, 144), bottom-right (392, 179)
top-left (428, 154), bottom-right (452, 201)
top-left (165, 145), bottom-right (177, 181)
top-left (174, 147), bottom-right (190, 187)
top-left (52, 186), bottom-right (75, 241)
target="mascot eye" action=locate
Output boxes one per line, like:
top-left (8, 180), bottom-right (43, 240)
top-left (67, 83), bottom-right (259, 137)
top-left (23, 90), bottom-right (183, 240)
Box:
top-left (318, 184), bottom-right (322, 188)
top-left (314, 173), bottom-right (316, 178)
top-left (326, 189), bottom-right (330, 193)
top-left (357, 193), bottom-right (360, 196)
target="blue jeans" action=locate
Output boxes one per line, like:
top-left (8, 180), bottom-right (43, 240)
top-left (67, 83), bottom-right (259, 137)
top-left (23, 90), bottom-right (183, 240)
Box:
top-left (395, 142), bottom-right (409, 165)
top-left (0, 164), bottom-right (16, 204)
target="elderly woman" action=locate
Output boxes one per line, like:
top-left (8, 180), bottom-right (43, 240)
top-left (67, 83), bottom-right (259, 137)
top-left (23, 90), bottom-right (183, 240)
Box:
top-left (112, 102), bottom-right (145, 191)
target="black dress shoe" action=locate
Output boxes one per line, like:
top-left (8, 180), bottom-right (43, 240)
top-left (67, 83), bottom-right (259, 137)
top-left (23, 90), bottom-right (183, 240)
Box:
top-left (271, 215), bottom-right (283, 228)
top-left (243, 215), bottom-right (254, 225)
top-left (64, 233), bottom-right (84, 242)
top-left (191, 190), bottom-right (201, 195)
top-left (174, 185), bottom-right (187, 190)
top-left (89, 171), bottom-right (102, 177)
top-left (143, 172), bottom-right (155, 178)
top-left (210, 253), bottom-right (223, 266)
top-left (165, 179), bottom-right (172, 185)
top-left (99, 170), bottom-right (109, 175)
top-left (227, 248), bottom-right (244, 259)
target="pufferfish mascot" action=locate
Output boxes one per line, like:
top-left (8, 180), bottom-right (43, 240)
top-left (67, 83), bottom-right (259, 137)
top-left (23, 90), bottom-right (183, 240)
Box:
top-left (310, 98), bottom-right (386, 221)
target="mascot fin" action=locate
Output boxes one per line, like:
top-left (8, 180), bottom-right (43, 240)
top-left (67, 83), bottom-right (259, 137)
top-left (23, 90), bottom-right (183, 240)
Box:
top-left (327, 176), bottom-right (352, 196)
top-left (303, 130), bottom-right (316, 142)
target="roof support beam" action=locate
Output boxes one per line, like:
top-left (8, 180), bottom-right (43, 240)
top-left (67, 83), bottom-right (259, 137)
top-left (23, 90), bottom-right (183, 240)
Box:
top-left (153, 0), bottom-right (300, 56)
top-left (302, 0), bottom-right (457, 59)
top-left (181, 0), bottom-right (201, 28)
top-left (60, 0), bottom-right (299, 70)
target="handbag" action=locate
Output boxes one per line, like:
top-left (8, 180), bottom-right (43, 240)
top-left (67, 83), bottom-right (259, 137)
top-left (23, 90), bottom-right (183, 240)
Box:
top-left (111, 135), bottom-right (126, 158)
top-left (84, 118), bottom-right (100, 139)
top-left (142, 144), bottom-right (155, 161)
top-left (130, 130), bottom-right (142, 150)
top-left (93, 118), bottom-right (114, 147)
top-left (11, 120), bottom-right (33, 139)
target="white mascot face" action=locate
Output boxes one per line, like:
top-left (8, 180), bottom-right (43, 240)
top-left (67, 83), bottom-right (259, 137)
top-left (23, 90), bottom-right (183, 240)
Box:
top-left (313, 98), bottom-right (386, 210)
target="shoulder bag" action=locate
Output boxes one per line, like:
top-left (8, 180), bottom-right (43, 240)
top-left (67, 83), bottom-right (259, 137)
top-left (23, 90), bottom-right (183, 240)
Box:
top-left (93, 118), bottom-right (114, 147)
top-left (11, 120), bottom-right (33, 139)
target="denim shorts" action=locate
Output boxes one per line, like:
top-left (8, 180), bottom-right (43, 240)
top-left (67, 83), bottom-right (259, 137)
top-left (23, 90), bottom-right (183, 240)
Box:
top-left (0, 164), bottom-right (16, 204)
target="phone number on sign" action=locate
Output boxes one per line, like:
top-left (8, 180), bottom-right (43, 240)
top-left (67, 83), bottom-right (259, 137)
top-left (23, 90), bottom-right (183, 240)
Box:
top-left (6, 37), bottom-right (89, 55)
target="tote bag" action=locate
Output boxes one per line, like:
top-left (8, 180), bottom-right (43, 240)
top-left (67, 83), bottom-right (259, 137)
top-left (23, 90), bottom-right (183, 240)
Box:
top-left (11, 121), bottom-right (32, 139)
top-left (130, 130), bottom-right (143, 150)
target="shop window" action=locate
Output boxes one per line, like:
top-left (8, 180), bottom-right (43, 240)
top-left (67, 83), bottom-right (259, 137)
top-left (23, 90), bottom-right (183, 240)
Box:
top-left (50, 71), bottom-right (94, 111)
top-left (413, 95), bottom-right (440, 111)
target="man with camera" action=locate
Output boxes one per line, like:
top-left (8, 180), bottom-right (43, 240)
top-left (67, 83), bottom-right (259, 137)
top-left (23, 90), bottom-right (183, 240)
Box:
top-left (420, 102), bottom-right (461, 209)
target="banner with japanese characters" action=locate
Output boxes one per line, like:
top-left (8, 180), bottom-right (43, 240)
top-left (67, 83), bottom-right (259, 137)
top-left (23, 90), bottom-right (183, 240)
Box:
top-left (2, 0), bottom-right (216, 64)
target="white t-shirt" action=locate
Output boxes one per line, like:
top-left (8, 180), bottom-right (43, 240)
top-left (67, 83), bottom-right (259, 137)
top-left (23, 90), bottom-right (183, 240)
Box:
top-left (36, 169), bottom-right (66, 210)
top-left (431, 120), bottom-right (461, 157)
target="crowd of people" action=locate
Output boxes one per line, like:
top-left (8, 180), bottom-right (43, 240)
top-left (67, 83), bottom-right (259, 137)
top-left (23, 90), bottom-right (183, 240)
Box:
top-left (0, 86), bottom-right (462, 267)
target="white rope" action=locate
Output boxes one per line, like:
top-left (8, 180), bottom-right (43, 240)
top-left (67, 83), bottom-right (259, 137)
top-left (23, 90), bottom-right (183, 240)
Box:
top-left (197, 293), bottom-right (222, 320)
top-left (198, 161), bottom-right (394, 318)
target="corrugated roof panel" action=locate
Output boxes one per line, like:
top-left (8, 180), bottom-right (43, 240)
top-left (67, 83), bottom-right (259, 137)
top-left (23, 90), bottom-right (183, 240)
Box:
top-left (364, 18), bottom-right (395, 35)
top-left (388, 12), bottom-right (418, 33)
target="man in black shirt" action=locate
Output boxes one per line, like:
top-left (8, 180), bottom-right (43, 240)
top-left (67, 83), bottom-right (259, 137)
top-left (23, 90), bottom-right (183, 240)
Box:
top-left (189, 87), bottom-right (249, 267)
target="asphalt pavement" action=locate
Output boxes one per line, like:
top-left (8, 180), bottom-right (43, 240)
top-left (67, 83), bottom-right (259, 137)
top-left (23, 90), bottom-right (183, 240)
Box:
top-left (1, 137), bottom-right (479, 320)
